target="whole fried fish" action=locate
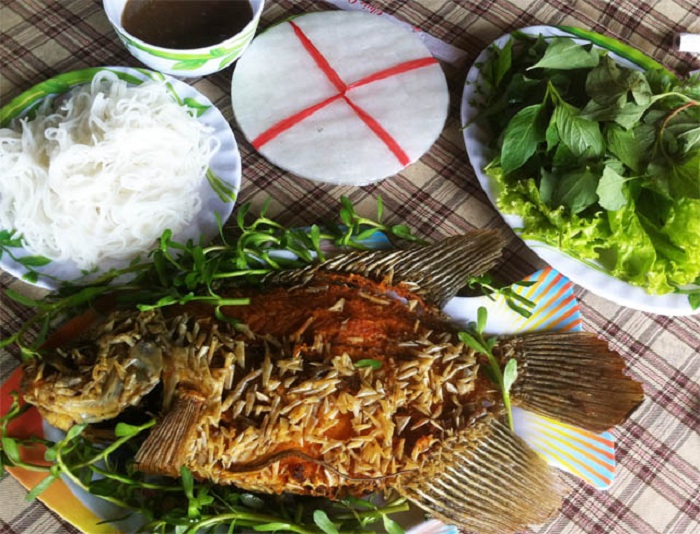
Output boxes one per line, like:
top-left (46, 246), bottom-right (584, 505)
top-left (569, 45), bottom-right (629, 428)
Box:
top-left (22, 232), bottom-right (643, 533)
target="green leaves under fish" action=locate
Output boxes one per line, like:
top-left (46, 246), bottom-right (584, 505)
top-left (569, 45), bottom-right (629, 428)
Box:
top-left (476, 34), bottom-right (700, 305)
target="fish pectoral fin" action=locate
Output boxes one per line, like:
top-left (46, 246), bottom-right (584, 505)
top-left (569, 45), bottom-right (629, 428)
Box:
top-left (504, 332), bottom-right (644, 433)
top-left (396, 418), bottom-right (562, 534)
top-left (135, 390), bottom-right (205, 477)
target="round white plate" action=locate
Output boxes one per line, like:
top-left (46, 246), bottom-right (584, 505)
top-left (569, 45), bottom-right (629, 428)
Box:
top-left (0, 66), bottom-right (240, 289)
top-left (461, 25), bottom-right (698, 316)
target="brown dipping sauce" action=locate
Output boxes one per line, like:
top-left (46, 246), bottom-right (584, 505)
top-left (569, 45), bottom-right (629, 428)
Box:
top-left (121, 0), bottom-right (253, 50)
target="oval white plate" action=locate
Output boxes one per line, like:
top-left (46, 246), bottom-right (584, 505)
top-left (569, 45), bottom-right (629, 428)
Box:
top-left (461, 25), bottom-right (698, 316)
top-left (0, 66), bottom-right (241, 289)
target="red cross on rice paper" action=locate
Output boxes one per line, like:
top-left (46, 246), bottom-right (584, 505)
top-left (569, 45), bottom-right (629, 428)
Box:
top-left (252, 20), bottom-right (439, 166)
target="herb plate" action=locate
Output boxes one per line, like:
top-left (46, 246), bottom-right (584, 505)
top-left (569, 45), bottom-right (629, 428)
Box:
top-left (0, 66), bottom-right (241, 289)
top-left (461, 26), bottom-right (698, 316)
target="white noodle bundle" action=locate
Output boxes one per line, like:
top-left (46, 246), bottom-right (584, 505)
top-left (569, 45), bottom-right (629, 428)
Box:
top-left (0, 71), bottom-right (219, 271)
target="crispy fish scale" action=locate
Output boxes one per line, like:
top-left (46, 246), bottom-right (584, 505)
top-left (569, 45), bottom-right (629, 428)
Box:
top-left (137, 277), bottom-right (483, 498)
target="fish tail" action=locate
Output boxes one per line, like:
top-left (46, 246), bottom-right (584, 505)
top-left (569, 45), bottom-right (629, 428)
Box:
top-left (396, 417), bottom-right (562, 534)
top-left (504, 332), bottom-right (644, 433)
top-left (135, 390), bottom-right (205, 477)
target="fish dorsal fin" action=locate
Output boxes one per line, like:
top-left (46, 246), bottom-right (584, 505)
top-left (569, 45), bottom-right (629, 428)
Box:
top-left (396, 417), bottom-right (562, 534)
top-left (265, 231), bottom-right (504, 307)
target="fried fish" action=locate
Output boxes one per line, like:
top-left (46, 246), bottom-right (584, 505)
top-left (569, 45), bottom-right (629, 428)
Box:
top-left (22, 232), bottom-right (644, 533)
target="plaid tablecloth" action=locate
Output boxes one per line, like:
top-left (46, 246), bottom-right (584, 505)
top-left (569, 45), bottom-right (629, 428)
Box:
top-left (1, 0), bottom-right (699, 533)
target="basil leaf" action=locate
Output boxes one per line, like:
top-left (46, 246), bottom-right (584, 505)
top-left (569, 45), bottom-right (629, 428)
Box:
top-left (545, 114), bottom-right (560, 151)
top-left (501, 104), bottom-right (547, 173)
top-left (539, 169), bottom-right (556, 205)
top-left (580, 99), bottom-right (650, 130)
top-left (596, 164), bottom-right (629, 211)
top-left (669, 151), bottom-right (700, 199)
top-left (489, 38), bottom-right (512, 88)
top-left (606, 125), bottom-right (644, 172)
top-left (528, 37), bottom-right (599, 71)
top-left (678, 126), bottom-right (700, 154)
top-left (552, 167), bottom-right (600, 214)
top-left (586, 55), bottom-right (652, 107)
top-left (554, 102), bottom-right (605, 158)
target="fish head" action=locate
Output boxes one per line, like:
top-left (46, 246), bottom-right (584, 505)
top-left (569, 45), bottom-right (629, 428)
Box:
top-left (22, 310), bottom-right (167, 430)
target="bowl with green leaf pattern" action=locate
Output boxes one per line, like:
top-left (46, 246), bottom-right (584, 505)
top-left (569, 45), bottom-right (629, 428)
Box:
top-left (103, 0), bottom-right (265, 77)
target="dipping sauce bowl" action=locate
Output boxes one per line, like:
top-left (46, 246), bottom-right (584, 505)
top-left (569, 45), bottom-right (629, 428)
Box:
top-left (103, 0), bottom-right (265, 77)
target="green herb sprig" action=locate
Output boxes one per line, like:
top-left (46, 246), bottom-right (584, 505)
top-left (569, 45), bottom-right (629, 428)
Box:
top-left (458, 307), bottom-right (518, 430)
top-left (0, 394), bottom-right (409, 533)
top-left (465, 274), bottom-right (536, 318)
top-left (0, 229), bottom-right (53, 285)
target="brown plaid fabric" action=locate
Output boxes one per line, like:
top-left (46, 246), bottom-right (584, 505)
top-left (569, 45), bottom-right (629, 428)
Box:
top-left (1, 0), bottom-right (699, 532)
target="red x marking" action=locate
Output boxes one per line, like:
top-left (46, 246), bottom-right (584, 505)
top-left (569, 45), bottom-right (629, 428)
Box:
top-left (252, 20), bottom-right (438, 166)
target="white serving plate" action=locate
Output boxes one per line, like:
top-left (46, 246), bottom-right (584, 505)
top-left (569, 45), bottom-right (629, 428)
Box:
top-left (0, 66), bottom-right (241, 289)
top-left (461, 25), bottom-right (698, 316)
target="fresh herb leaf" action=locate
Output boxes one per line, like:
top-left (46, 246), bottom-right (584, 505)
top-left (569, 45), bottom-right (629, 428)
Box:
top-left (502, 358), bottom-right (519, 394)
top-left (501, 104), bottom-right (547, 173)
top-left (528, 37), bottom-right (600, 71)
top-left (489, 37), bottom-right (513, 87)
top-left (596, 164), bottom-right (630, 210)
top-left (552, 167), bottom-right (600, 214)
top-left (354, 359), bottom-right (382, 370)
top-left (553, 101), bottom-right (605, 158)
top-left (25, 474), bottom-right (57, 501)
top-left (465, 274), bottom-right (536, 319)
top-left (1, 437), bottom-right (21, 464)
top-left (606, 125), bottom-right (644, 171)
top-left (313, 510), bottom-right (339, 534)
top-left (460, 307), bottom-right (517, 430)
top-left (458, 331), bottom-right (488, 354)
top-left (689, 292), bottom-right (700, 310)
top-left (382, 514), bottom-right (405, 534)
top-left (586, 55), bottom-right (651, 107)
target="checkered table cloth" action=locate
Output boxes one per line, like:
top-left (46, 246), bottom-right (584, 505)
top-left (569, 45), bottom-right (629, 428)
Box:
top-left (1, 0), bottom-right (699, 532)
